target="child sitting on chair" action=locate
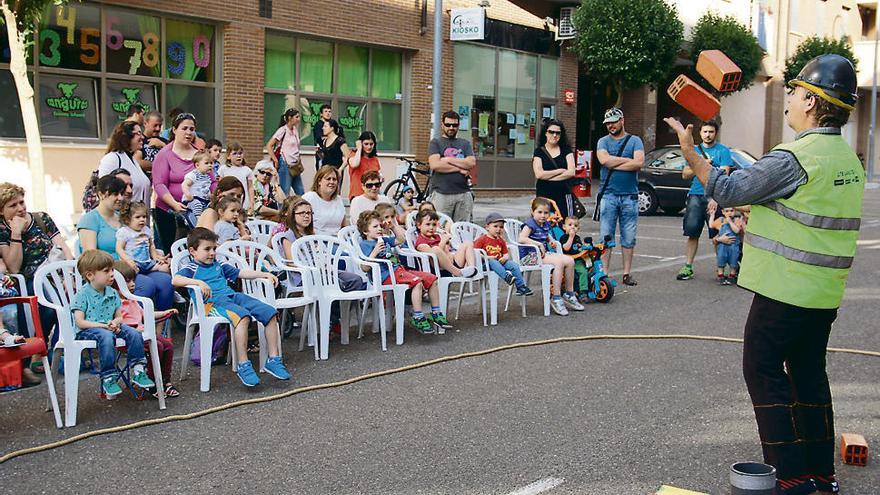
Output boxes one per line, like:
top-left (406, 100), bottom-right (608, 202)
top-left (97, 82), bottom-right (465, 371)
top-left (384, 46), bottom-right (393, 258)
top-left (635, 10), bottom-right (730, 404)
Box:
top-left (115, 201), bottom-right (170, 274)
top-left (173, 228), bottom-right (290, 387)
top-left (72, 250), bottom-right (155, 399)
top-left (558, 216), bottom-right (592, 302)
top-left (113, 261), bottom-right (180, 398)
top-left (414, 210), bottom-right (477, 278)
top-left (375, 203), bottom-right (407, 243)
top-left (395, 185), bottom-right (417, 224)
top-left (357, 210), bottom-right (451, 335)
top-left (474, 212), bottom-right (533, 296)
top-left (213, 196), bottom-right (251, 244)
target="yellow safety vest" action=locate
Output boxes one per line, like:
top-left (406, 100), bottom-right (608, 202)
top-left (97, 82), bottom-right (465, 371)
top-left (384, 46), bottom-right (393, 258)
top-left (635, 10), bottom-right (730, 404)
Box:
top-left (738, 130), bottom-right (864, 309)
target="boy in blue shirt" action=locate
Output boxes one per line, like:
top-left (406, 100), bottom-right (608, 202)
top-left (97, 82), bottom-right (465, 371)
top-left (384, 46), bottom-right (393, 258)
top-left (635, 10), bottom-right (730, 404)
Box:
top-left (72, 249), bottom-right (155, 398)
top-left (173, 227), bottom-right (290, 387)
top-left (676, 120), bottom-right (734, 281)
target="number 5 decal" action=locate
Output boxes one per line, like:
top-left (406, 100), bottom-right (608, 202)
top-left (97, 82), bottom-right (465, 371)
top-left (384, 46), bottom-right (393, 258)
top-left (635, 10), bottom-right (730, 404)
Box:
top-left (79, 28), bottom-right (100, 65)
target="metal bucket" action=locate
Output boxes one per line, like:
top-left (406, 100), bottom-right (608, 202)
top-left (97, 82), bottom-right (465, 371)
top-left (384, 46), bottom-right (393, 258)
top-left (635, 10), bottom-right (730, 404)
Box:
top-left (730, 462), bottom-right (776, 495)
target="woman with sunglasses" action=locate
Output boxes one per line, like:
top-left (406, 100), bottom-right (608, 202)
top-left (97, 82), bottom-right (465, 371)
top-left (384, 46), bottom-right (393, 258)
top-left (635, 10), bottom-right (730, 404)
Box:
top-left (153, 112), bottom-right (216, 253)
top-left (533, 119), bottom-right (576, 219)
top-left (252, 160), bottom-right (287, 219)
top-left (347, 131), bottom-right (381, 200)
top-left (348, 170), bottom-right (393, 223)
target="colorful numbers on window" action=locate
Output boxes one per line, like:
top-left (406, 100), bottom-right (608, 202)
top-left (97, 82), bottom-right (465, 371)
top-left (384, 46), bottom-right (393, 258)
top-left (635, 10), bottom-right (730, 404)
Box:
top-left (123, 39), bottom-right (142, 75)
top-left (79, 28), bottom-right (100, 65)
top-left (167, 41), bottom-right (186, 76)
top-left (39, 29), bottom-right (61, 66)
top-left (193, 35), bottom-right (210, 69)
top-left (142, 32), bottom-right (159, 68)
top-left (105, 15), bottom-right (123, 50)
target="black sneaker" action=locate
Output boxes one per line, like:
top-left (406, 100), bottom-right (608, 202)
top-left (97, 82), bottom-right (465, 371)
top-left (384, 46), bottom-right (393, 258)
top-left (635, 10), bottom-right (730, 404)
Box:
top-left (717, 275), bottom-right (726, 285)
top-left (516, 285), bottom-right (533, 296)
top-left (775, 479), bottom-right (817, 495)
top-left (812, 476), bottom-right (839, 493)
top-left (722, 276), bottom-right (732, 286)
top-left (504, 271), bottom-right (516, 286)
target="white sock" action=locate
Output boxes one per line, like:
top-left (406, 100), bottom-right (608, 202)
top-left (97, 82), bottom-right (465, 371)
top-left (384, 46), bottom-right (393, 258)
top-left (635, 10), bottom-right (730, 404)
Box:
top-left (460, 266), bottom-right (476, 278)
top-left (132, 364), bottom-right (145, 375)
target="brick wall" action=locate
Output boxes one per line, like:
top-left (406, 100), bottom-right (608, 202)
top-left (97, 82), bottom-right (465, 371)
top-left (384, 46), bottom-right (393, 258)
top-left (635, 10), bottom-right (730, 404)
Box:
top-left (621, 86), bottom-right (658, 150)
top-left (100, 0), bottom-right (574, 183)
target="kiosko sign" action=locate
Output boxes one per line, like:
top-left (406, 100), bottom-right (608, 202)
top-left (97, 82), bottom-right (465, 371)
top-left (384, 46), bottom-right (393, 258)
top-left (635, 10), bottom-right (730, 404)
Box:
top-left (450, 7), bottom-right (485, 41)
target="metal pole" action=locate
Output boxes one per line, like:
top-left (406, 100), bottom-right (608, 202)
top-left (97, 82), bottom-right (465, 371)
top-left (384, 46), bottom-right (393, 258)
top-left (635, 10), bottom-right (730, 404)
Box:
top-left (432, 0), bottom-right (443, 140)
top-left (868, 5), bottom-right (879, 182)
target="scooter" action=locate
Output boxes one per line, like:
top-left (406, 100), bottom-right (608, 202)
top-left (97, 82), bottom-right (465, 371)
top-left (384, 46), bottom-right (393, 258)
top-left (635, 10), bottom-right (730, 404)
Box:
top-left (582, 235), bottom-right (616, 303)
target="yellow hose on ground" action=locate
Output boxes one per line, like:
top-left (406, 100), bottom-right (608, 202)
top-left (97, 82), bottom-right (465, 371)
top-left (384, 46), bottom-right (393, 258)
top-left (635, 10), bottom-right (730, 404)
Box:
top-left (2, 333), bottom-right (877, 464)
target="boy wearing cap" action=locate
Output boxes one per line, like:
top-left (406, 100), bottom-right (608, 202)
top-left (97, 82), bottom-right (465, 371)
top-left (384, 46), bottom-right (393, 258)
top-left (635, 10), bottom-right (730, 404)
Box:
top-left (474, 213), bottom-right (533, 296)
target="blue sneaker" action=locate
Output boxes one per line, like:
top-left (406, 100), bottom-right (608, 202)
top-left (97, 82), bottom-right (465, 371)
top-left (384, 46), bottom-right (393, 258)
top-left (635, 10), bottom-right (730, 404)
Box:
top-left (101, 376), bottom-right (122, 399)
top-left (263, 356), bottom-right (291, 380)
top-left (236, 360), bottom-right (260, 387)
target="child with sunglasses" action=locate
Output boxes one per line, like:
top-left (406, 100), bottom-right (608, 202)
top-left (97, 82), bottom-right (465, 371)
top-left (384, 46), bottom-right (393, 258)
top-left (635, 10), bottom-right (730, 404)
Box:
top-left (252, 160), bottom-right (287, 219)
top-left (348, 170), bottom-right (392, 224)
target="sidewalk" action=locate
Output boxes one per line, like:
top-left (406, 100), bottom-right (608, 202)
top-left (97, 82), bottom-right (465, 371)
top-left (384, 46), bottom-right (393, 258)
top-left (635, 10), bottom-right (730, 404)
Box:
top-left (472, 194), bottom-right (597, 223)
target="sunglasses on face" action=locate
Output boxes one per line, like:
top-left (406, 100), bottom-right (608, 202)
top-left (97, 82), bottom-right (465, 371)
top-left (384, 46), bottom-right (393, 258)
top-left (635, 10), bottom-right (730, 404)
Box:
top-left (443, 122), bottom-right (459, 128)
top-left (258, 170), bottom-right (273, 176)
top-left (546, 130), bottom-right (561, 136)
top-left (364, 182), bottom-right (382, 189)
top-left (295, 210), bottom-right (313, 216)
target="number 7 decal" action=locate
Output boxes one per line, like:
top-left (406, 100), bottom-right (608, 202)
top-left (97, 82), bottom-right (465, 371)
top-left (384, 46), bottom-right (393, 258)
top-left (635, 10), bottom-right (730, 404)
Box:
top-left (123, 39), bottom-right (143, 75)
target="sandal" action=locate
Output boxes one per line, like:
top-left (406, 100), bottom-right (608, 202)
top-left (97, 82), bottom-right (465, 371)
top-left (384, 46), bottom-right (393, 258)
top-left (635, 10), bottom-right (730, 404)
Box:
top-left (164, 383), bottom-right (180, 398)
top-left (622, 274), bottom-right (638, 286)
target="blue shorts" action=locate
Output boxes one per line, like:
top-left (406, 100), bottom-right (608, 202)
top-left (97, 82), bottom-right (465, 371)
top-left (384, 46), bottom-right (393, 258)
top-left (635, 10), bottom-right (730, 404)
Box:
top-left (207, 292), bottom-right (277, 326)
top-left (716, 243), bottom-right (741, 269)
top-left (599, 194), bottom-right (638, 248)
top-left (135, 259), bottom-right (157, 274)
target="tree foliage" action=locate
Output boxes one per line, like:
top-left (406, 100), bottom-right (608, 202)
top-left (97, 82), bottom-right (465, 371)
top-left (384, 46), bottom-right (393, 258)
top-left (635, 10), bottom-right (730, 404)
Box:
top-left (571, 0), bottom-right (683, 105)
top-left (784, 36), bottom-right (857, 82)
top-left (688, 12), bottom-right (764, 96)
top-left (0, 0), bottom-right (57, 33)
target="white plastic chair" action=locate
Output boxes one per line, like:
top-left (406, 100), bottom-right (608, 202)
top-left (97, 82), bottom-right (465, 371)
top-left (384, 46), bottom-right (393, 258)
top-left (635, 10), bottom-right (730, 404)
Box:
top-left (338, 225), bottom-right (408, 347)
top-left (218, 240), bottom-right (318, 362)
top-left (290, 235), bottom-right (386, 360)
top-left (172, 250), bottom-right (243, 392)
top-left (271, 232), bottom-right (349, 355)
top-left (450, 222), bottom-right (500, 325)
top-left (246, 219), bottom-right (279, 246)
top-left (402, 227), bottom-right (488, 326)
top-left (169, 238), bottom-right (189, 259)
top-left (34, 261), bottom-right (167, 427)
top-left (503, 219), bottom-right (553, 317)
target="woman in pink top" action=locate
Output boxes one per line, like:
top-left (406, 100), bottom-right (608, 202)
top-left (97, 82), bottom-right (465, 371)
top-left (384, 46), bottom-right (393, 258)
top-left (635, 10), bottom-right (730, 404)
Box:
top-left (152, 112), bottom-right (216, 253)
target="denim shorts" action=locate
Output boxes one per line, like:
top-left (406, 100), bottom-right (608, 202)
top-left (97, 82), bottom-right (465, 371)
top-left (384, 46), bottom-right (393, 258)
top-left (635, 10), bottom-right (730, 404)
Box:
top-left (716, 242), bottom-right (741, 269)
top-left (599, 194), bottom-right (638, 248)
top-left (682, 195), bottom-right (709, 238)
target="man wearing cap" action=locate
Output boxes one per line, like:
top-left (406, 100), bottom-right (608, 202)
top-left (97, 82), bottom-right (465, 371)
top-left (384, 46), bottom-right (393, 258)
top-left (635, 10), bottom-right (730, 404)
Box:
top-left (595, 107), bottom-right (645, 286)
top-left (665, 54), bottom-right (864, 495)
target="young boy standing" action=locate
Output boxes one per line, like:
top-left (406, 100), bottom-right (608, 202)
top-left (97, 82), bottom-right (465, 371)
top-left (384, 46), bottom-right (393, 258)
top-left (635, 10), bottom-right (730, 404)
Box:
top-left (72, 250), bottom-right (155, 398)
top-left (474, 213), bottom-right (533, 296)
top-left (173, 227), bottom-right (290, 387)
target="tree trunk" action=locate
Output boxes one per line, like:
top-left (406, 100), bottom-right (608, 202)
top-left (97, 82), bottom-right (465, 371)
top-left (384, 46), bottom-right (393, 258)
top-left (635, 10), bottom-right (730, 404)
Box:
top-left (1, 3), bottom-right (48, 211)
top-left (613, 79), bottom-right (624, 108)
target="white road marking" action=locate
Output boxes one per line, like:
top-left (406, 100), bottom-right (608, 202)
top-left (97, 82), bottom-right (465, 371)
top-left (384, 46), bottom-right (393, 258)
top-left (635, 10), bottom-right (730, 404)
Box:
top-left (505, 478), bottom-right (565, 495)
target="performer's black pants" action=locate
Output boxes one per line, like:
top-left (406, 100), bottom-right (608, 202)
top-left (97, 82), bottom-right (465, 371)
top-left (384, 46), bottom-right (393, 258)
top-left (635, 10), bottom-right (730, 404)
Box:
top-left (743, 293), bottom-right (838, 479)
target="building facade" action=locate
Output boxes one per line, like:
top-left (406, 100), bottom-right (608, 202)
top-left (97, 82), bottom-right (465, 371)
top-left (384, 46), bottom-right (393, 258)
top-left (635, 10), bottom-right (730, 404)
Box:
top-left (0, 0), bottom-right (579, 231)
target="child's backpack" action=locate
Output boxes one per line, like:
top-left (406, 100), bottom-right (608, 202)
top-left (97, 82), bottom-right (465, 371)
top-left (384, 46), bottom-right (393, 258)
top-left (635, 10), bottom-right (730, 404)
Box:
top-left (81, 170), bottom-right (100, 212)
top-left (190, 328), bottom-right (229, 366)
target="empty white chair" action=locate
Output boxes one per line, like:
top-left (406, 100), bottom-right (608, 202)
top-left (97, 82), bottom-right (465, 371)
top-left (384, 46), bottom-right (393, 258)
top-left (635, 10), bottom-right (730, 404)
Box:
top-left (246, 219), bottom-right (279, 246)
top-left (290, 235), bottom-right (385, 360)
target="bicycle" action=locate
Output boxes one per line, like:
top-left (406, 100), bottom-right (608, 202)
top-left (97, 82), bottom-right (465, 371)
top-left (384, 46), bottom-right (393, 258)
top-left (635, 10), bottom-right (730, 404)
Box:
top-left (384, 157), bottom-right (431, 202)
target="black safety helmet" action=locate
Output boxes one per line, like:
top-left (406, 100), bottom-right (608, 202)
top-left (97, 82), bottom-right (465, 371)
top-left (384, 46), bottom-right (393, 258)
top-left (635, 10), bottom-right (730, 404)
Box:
top-left (787, 54), bottom-right (858, 111)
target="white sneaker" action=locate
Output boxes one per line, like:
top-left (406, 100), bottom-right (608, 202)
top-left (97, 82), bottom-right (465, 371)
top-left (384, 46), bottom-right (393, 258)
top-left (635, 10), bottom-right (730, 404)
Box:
top-left (551, 297), bottom-right (569, 316)
top-left (562, 292), bottom-right (585, 311)
top-left (460, 266), bottom-right (476, 278)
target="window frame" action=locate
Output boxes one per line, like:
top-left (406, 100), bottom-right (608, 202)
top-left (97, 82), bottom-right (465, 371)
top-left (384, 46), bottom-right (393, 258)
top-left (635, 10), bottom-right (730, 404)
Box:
top-left (263, 30), bottom-right (407, 153)
top-left (0, 3), bottom-right (221, 142)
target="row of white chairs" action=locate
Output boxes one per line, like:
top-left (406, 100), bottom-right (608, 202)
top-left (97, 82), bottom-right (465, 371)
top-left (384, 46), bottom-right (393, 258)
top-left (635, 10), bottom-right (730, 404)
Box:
top-left (28, 215), bottom-right (557, 427)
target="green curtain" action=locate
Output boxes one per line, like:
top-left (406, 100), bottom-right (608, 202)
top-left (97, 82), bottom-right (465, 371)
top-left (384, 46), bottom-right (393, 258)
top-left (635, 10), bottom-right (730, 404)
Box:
top-left (166, 20), bottom-right (214, 82)
top-left (299, 39), bottom-right (332, 93)
top-left (265, 33), bottom-right (295, 90)
top-left (337, 45), bottom-right (368, 96)
top-left (371, 49), bottom-right (401, 99)
top-left (371, 102), bottom-right (401, 150)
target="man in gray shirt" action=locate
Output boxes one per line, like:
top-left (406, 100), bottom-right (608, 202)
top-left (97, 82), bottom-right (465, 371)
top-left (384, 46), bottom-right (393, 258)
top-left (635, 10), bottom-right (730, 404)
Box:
top-left (428, 110), bottom-right (476, 222)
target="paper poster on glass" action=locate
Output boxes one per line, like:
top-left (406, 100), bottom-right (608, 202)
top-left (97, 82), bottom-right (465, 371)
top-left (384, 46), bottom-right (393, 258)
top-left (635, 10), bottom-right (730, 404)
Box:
top-left (478, 113), bottom-right (489, 138)
top-left (103, 81), bottom-right (158, 137)
top-left (39, 75), bottom-right (99, 138)
top-left (104, 10), bottom-right (161, 77)
top-left (339, 101), bottom-right (367, 147)
top-left (38, 4), bottom-right (101, 71)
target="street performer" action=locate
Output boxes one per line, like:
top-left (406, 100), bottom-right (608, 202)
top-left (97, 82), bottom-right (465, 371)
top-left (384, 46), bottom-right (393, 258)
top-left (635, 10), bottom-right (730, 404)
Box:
top-left (664, 54), bottom-right (863, 495)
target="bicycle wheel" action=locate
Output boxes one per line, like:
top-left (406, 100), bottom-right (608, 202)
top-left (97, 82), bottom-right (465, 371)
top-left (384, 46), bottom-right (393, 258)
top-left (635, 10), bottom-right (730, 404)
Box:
top-left (384, 179), bottom-right (409, 202)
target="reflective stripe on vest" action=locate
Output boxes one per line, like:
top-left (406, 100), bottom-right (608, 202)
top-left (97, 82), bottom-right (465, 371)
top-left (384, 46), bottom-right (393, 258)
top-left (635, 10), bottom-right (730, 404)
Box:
top-left (764, 200), bottom-right (861, 231)
top-left (745, 232), bottom-right (854, 269)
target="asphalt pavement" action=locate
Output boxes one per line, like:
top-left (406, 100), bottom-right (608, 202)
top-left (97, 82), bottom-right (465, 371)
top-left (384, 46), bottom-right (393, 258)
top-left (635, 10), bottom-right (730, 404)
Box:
top-left (1, 190), bottom-right (879, 494)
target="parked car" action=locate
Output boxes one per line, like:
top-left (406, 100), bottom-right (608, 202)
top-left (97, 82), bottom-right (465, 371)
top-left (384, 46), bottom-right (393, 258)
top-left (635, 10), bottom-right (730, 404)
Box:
top-left (636, 145), bottom-right (757, 215)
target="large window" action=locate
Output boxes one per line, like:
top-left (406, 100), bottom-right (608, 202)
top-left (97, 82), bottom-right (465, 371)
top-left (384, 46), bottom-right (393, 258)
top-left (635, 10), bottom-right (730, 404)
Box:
top-left (0, 3), bottom-right (219, 140)
top-left (453, 43), bottom-right (557, 161)
top-left (263, 32), bottom-right (405, 151)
